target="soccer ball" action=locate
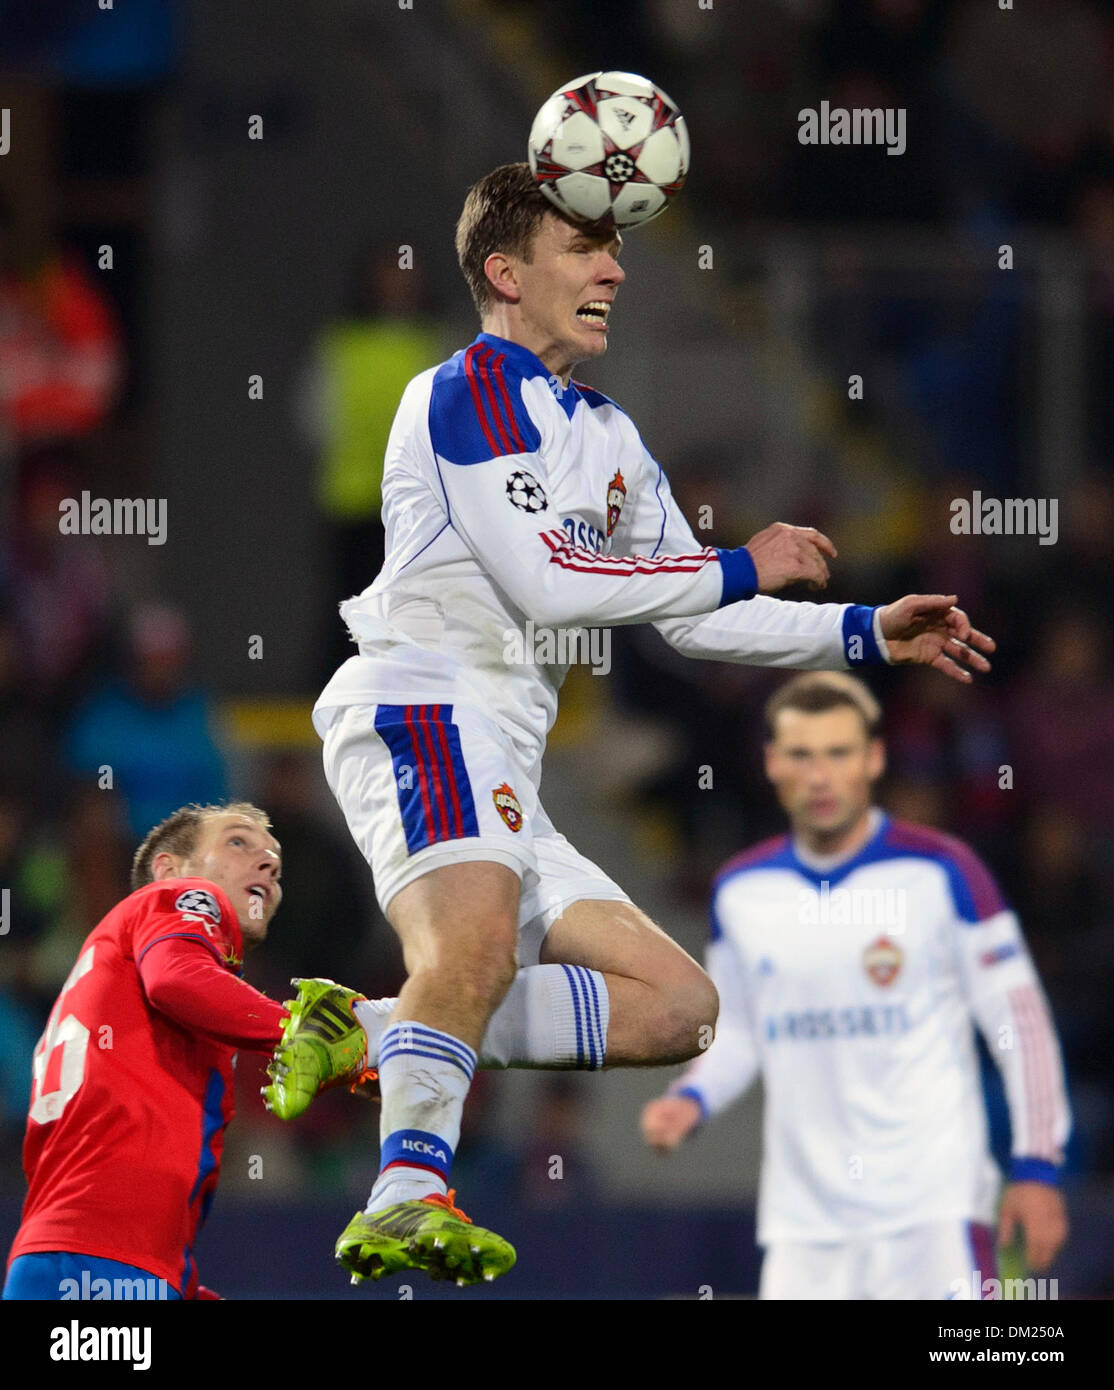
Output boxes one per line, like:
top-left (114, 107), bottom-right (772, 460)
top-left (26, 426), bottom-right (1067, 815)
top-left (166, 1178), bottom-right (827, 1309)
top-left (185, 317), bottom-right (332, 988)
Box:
top-left (528, 71), bottom-right (689, 230)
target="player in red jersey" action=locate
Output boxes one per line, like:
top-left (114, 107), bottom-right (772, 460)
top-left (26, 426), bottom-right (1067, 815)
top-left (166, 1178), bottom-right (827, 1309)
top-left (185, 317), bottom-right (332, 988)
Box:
top-left (3, 802), bottom-right (291, 1300)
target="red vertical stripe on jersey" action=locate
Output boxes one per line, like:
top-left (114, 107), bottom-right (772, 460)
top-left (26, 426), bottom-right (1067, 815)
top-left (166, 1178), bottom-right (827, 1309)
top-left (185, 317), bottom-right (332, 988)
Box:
top-left (431, 704), bottom-right (466, 838)
top-left (473, 347), bottom-right (516, 455)
top-left (1025, 986), bottom-right (1051, 1157)
top-left (1012, 987), bottom-right (1036, 1152)
top-left (402, 706), bottom-right (438, 846)
top-left (413, 706), bottom-right (452, 842)
top-left (487, 353), bottom-right (528, 453)
top-left (463, 346), bottom-right (502, 457)
top-left (1010, 984), bottom-right (1053, 1157)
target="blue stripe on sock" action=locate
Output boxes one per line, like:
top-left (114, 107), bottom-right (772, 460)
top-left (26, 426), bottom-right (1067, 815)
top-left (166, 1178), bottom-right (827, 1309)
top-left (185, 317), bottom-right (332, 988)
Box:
top-left (385, 1022), bottom-right (475, 1062)
top-left (401, 1025), bottom-right (477, 1071)
top-left (577, 967), bottom-right (600, 1068)
top-left (379, 1041), bottom-right (474, 1075)
top-left (589, 969), bottom-right (606, 1064)
top-left (380, 1024), bottom-right (477, 1077)
top-left (570, 967), bottom-right (593, 1068)
top-left (378, 1045), bottom-right (475, 1080)
top-left (561, 964), bottom-right (586, 1065)
top-left (575, 967), bottom-right (597, 1066)
top-left (578, 966), bottom-right (605, 1069)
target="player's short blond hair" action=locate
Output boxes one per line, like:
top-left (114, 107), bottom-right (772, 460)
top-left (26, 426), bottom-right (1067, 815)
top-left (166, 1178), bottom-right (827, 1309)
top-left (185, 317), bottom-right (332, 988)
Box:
top-left (455, 162), bottom-right (610, 319)
top-left (764, 672), bottom-right (882, 740)
top-left (131, 802), bottom-right (271, 890)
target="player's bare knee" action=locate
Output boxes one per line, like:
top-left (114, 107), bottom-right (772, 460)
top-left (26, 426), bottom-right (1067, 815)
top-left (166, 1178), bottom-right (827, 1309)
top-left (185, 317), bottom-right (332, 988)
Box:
top-left (434, 936), bottom-right (517, 1015)
top-left (662, 968), bottom-right (719, 1062)
top-left (690, 971), bottom-right (720, 1058)
top-left (468, 945), bottom-right (519, 1007)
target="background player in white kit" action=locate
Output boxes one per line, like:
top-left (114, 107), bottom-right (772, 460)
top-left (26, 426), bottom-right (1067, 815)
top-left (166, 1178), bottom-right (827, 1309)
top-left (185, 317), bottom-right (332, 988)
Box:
top-left (267, 163), bottom-right (996, 1287)
top-left (642, 672), bottom-right (1070, 1299)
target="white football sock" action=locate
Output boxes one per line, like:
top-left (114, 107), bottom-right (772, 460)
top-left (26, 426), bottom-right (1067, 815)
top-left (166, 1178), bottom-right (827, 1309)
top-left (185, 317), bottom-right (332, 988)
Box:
top-left (354, 963), bottom-right (610, 1073)
top-left (367, 1021), bottom-right (476, 1214)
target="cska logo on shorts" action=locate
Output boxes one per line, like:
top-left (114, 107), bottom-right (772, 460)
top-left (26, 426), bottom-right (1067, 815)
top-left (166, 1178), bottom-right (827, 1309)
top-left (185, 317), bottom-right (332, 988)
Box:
top-left (863, 935), bottom-right (903, 987)
top-left (174, 888), bottom-right (221, 924)
top-left (605, 469), bottom-right (626, 537)
top-left (492, 782), bottom-right (524, 832)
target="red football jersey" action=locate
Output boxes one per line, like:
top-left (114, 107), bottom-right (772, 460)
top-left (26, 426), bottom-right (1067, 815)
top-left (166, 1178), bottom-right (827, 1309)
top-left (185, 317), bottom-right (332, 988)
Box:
top-left (7, 877), bottom-right (286, 1296)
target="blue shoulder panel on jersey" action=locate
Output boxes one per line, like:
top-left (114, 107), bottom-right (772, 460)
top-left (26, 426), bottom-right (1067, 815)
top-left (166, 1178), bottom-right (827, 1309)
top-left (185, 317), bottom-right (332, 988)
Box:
top-left (772, 814), bottom-right (1009, 922)
top-left (571, 380), bottom-right (623, 411)
top-left (711, 818), bottom-right (1008, 929)
top-left (713, 835), bottom-right (795, 890)
top-left (881, 819), bottom-right (1007, 924)
top-left (429, 339), bottom-right (541, 465)
top-left (709, 835), bottom-right (795, 938)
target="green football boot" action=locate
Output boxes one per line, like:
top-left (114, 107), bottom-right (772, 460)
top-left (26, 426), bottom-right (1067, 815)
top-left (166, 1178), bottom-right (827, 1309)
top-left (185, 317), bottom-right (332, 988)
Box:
top-left (262, 977), bottom-right (376, 1120)
top-left (336, 1190), bottom-right (516, 1288)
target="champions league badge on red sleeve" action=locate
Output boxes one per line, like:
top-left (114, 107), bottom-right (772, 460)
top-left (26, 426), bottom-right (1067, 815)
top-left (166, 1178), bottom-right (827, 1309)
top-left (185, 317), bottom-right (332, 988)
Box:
top-left (175, 888), bottom-right (222, 923)
top-left (605, 469), bottom-right (626, 537)
top-left (492, 783), bottom-right (524, 832)
top-left (863, 935), bottom-right (903, 987)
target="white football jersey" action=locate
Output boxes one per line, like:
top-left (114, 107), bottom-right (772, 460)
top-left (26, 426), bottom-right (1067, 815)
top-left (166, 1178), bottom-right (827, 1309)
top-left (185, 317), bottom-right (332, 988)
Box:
top-left (674, 810), bottom-right (1071, 1243)
top-left (313, 332), bottom-right (889, 771)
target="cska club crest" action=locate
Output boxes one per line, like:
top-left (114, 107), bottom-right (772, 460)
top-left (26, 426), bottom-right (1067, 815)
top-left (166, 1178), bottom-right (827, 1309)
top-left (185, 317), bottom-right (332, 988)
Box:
top-left (863, 935), bottom-right (903, 987)
top-left (492, 782), bottom-right (524, 832)
top-left (605, 469), bottom-right (626, 537)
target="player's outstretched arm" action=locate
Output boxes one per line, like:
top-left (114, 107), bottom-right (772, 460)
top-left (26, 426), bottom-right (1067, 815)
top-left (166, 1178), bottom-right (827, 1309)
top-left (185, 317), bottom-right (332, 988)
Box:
top-left (139, 935), bottom-right (289, 1051)
top-left (876, 594), bottom-right (995, 683)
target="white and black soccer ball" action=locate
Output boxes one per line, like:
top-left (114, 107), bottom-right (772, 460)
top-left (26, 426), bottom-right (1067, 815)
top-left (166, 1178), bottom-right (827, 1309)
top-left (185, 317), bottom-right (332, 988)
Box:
top-left (528, 71), bottom-right (689, 230)
top-left (506, 469), bottom-right (548, 513)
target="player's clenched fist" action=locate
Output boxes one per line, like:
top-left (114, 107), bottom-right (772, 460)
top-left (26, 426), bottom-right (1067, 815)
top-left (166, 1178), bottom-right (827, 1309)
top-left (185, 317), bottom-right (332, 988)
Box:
top-left (745, 522), bottom-right (837, 593)
top-left (641, 1095), bottom-right (703, 1152)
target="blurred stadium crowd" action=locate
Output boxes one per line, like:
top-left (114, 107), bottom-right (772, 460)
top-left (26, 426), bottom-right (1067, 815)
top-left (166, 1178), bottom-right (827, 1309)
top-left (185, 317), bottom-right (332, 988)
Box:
top-left (0, 0), bottom-right (1112, 1293)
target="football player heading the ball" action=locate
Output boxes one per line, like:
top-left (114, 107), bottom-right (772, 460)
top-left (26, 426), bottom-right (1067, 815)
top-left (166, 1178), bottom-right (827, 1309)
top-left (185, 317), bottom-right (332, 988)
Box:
top-left (266, 70), bottom-right (995, 1291)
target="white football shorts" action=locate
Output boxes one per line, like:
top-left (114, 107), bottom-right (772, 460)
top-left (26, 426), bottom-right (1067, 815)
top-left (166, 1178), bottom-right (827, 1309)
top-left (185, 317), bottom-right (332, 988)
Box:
top-left (759, 1220), bottom-right (1000, 1300)
top-left (319, 700), bottom-right (630, 964)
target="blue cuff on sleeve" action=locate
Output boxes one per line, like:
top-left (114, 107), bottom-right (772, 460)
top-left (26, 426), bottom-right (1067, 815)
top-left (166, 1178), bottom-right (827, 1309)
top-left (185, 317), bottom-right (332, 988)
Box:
top-left (715, 546), bottom-right (758, 606)
top-left (842, 604), bottom-right (884, 665)
top-left (671, 1086), bottom-right (709, 1123)
top-left (1009, 1157), bottom-right (1062, 1186)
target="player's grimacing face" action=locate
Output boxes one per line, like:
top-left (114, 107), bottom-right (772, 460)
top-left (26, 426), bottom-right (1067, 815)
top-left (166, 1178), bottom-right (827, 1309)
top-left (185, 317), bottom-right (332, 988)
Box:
top-left (512, 214), bottom-right (624, 374)
top-left (765, 707), bottom-right (884, 838)
top-left (184, 814), bottom-right (283, 945)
